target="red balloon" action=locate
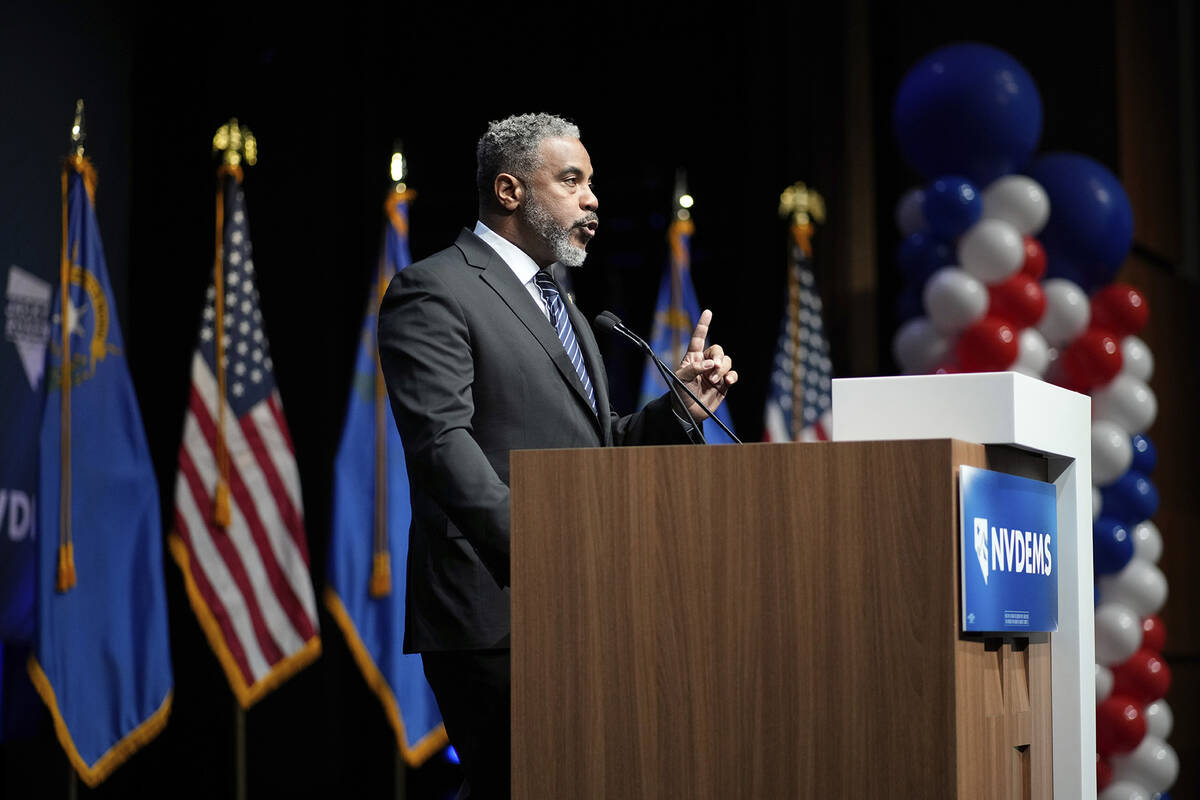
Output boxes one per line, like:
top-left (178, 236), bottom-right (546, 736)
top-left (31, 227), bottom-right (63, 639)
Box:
top-left (1097, 754), bottom-right (1113, 791)
top-left (1091, 283), bottom-right (1149, 337)
top-left (1111, 648), bottom-right (1171, 705)
top-left (1061, 328), bottom-right (1123, 389)
top-left (955, 317), bottom-right (1018, 372)
top-left (1096, 694), bottom-right (1147, 757)
top-left (1021, 236), bottom-right (1047, 280)
top-left (988, 273), bottom-right (1046, 330)
top-left (1141, 615), bottom-right (1166, 652)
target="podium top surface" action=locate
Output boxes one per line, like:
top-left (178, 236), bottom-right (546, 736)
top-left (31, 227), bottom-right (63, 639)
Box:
top-left (831, 372), bottom-right (1091, 462)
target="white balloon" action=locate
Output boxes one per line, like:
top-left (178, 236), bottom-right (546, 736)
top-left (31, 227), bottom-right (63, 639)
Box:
top-left (1094, 602), bottom-right (1143, 666)
top-left (1092, 420), bottom-right (1135, 486)
top-left (1093, 486), bottom-right (1104, 520)
top-left (1111, 735), bottom-right (1179, 794)
top-left (1099, 559), bottom-right (1168, 618)
top-left (958, 218), bottom-right (1025, 284)
top-left (895, 188), bottom-right (927, 236)
top-left (1096, 663), bottom-right (1113, 703)
top-left (1038, 278), bottom-right (1091, 347)
top-left (982, 175), bottom-right (1051, 235)
top-left (1013, 327), bottom-right (1050, 377)
top-left (1121, 335), bottom-right (1155, 382)
top-left (1144, 699), bottom-right (1174, 739)
top-left (1094, 374), bottom-right (1158, 435)
top-left (1131, 520), bottom-right (1163, 564)
top-left (1098, 781), bottom-right (1149, 800)
top-left (923, 267), bottom-right (988, 333)
top-left (892, 317), bottom-right (952, 374)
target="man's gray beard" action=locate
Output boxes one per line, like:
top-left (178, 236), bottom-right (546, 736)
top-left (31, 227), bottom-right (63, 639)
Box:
top-left (523, 192), bottom-right (589, 268)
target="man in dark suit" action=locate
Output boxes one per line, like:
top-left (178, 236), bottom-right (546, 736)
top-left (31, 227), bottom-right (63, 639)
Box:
top-left (378, 113), bottom-right (736, 799)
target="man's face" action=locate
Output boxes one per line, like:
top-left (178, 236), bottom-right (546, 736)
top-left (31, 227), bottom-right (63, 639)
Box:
top-left (519, 136), bottom-right (599, 268)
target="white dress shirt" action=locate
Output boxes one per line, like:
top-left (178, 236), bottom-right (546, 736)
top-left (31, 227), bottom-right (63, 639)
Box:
top-left (472, 223), bottom-right (696, 431)
top-left (473, 220), bottom-right (555, 324)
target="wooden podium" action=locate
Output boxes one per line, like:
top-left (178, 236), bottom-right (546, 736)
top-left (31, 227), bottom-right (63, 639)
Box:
top-left (511, 438), bottom-right (1053, 799)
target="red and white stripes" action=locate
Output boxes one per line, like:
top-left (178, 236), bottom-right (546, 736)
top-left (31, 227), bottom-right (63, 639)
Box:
top-left (171, 352), bottom-right (318, 702)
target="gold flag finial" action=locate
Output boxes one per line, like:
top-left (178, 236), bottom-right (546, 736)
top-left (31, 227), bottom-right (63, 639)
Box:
top-left (673, 168), bottom-right (694, 221)
top-left (70, 99), bottom-right (86, 158)
top-left (779, 181), bottom-right (826, 227)
top-left (213, 118), bottom-right (257, 168)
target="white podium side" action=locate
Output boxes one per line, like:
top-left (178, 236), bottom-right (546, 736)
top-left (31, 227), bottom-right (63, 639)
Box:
top-left (831, 372), bottom-right (1094, 800)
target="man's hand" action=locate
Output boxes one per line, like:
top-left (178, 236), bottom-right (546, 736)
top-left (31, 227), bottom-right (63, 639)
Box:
top-left (674, 309), bottom-right (737, 422)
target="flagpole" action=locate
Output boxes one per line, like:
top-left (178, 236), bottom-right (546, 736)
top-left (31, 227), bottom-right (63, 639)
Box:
top-left (385, 145), bottom-right (412, 800)
top-left (212, 118), bottom-right (258, 800)
top-left (236, 700), bottom-right (247, 800)
top-left (394, 748), bottom-right (405, 800)
top-left (778, 183), bottom-right (826, 440)
top-left (56, 101), bottom-right (89, 594)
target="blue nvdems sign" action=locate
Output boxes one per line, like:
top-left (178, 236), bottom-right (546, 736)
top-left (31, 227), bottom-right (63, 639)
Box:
top-left (959, 465), bottom-right (1058, 634)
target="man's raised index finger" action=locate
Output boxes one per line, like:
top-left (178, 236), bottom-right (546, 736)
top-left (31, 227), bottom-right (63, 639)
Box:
top-left (688, 309), bottom-right (713, 356)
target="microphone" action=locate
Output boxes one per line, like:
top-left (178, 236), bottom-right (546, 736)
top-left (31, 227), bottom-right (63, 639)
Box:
top-left (594, 311), bottom-right (742, 445)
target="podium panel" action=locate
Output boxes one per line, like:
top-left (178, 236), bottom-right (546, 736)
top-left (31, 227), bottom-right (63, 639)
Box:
top-left (833, 372), bottom-right (1094, 799)
top-left (511, 439), bottom-right (1052, 799)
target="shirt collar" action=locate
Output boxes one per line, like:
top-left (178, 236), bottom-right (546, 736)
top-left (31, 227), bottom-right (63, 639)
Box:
top-left (474, 220), bottom-right (555, 285)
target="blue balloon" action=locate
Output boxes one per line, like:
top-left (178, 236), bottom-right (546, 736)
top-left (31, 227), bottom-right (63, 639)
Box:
top-left (1099, 470), bottom-right (1159, 525)
top-left (923, 176), bottom-right (982, 240)
top-left (1025, 153), bottom-right (1134, 293)
top-left (1093, 515), bottom-right (1134, 575)
top-left (897, 232), bottom-right (952, 283)
top-left (893, 43), bottom-right (1043, 185)
top-left (1130, 434), bottom-right (1157, 474)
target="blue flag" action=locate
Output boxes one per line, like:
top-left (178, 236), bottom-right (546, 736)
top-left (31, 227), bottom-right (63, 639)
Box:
top-left (29, 157), bottom-right (173, 786)
top-left (325, 190), bottom-right (447, 765)
top-left (638, 218), bottom-right (736, 443)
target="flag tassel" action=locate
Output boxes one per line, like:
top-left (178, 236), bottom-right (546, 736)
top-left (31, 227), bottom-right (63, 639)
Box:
top-left (214, 479), bottom-right (232, 528)
top-left (56, 542), bottom-right (77, 593)
top-left (369, 552), bottom-right (391, 598)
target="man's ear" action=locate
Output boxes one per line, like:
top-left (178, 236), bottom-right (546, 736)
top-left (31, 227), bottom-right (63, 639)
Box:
top-left (494, 172), bottom-right (522, 212)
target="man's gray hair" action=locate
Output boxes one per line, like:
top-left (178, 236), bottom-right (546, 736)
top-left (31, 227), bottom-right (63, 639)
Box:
top-left (476, 113), bottom-right (580, 207)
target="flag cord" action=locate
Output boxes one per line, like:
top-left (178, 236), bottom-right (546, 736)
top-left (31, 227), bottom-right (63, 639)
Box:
top-left (787, 223), bottom-right (812, 442)
top-left (213, 173), bottom-right (232, 528)
top-left (668, 220), bottom-right (685, 367)
top-left (57, 163), bottom-right (77, 592)
top-left (370, 252), bottom-right (391, 598)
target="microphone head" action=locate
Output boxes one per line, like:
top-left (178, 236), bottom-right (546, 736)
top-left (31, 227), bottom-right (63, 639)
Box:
top-left (593, 311), bottom-right (621, 332)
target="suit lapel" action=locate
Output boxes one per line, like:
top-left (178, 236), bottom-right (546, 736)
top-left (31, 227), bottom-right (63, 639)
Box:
top-left (456, 230), bottom-right (602, 434)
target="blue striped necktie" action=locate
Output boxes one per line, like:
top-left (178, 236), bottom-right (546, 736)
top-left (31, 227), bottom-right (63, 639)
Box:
top-left (533, 271), bottom-right (597, 415)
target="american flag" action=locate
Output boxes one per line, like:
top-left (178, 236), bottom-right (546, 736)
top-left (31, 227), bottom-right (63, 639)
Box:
top-left (169, 170), bottom-right (320, 707)
top-left (763, 224), bottom-right (833, 442)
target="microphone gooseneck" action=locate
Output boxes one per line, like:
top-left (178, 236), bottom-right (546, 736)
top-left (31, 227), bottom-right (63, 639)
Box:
top-left (593, 311), bottom-right (742, 445)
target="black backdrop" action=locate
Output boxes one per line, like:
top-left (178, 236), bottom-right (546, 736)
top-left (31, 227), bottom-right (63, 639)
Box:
top-left (1, 1), bottom-right (1121, 797)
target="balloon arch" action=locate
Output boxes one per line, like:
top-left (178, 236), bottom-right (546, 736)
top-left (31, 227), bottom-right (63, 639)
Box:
top-left (890, 43), bottom-right (1175, 800)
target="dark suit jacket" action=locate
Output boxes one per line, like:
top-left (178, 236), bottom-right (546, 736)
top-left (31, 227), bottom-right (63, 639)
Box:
top-left (378, 229), bottom-right (691, 653)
